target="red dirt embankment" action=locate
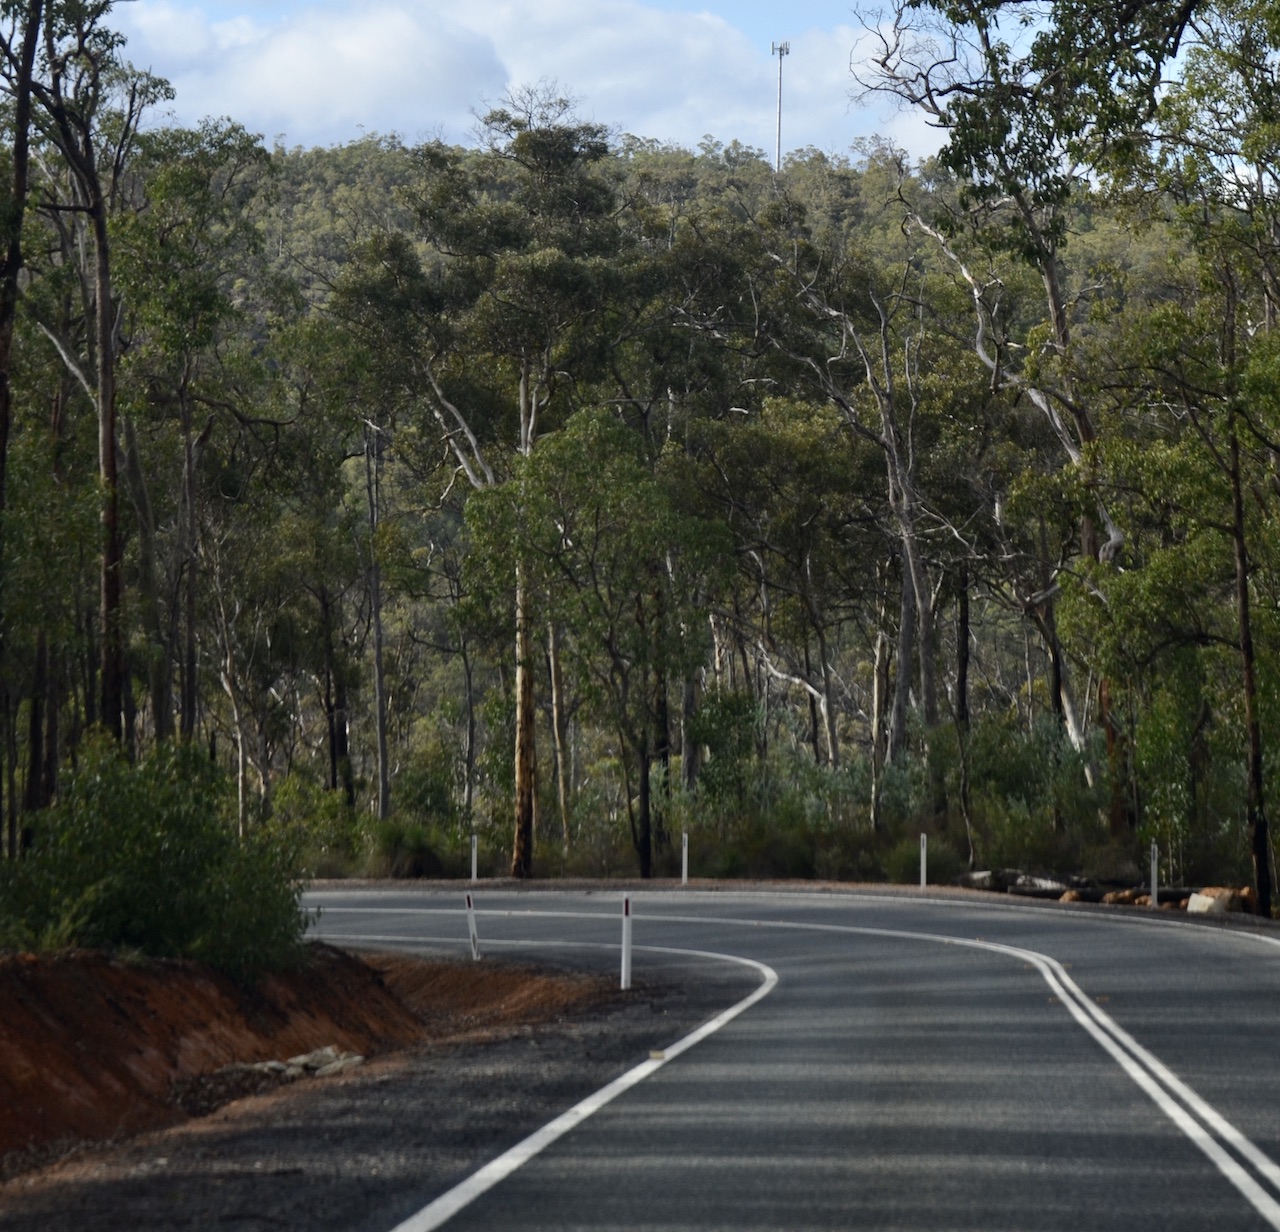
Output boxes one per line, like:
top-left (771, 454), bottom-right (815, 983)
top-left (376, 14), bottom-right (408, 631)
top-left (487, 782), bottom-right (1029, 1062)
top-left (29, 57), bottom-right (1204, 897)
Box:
top-left (0, 944), bottom-right (606, 1170)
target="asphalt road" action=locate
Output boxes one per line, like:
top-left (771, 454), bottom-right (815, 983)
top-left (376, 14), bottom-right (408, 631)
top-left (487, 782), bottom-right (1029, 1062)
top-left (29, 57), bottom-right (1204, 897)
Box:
top-left (308, 886), bottom-right (1280, 1232)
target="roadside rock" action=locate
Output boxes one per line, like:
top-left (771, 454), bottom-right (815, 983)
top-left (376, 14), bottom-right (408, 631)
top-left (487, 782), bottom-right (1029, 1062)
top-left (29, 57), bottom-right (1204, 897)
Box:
top-left (1187, 886), bottom-right (1247, 914)
top-left (0, 946), bottom-right (603, 1177)
top-left (1102, 887), bottom-right (1145, 906)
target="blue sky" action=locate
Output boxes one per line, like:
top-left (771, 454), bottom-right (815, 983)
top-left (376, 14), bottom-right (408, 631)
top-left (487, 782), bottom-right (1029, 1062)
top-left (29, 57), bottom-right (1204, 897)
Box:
top-left (112, 0), bottom-right (942, 157)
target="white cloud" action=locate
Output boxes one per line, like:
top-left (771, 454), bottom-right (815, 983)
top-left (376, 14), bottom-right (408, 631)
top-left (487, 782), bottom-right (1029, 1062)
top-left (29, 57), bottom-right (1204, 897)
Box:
top-left (118, 0), bottom-right (508, 145)
top-left (114, 0), bottom-right (943, 156)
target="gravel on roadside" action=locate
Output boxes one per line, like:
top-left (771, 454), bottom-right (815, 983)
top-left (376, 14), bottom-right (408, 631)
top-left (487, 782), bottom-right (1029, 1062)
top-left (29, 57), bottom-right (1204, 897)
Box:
top-left (0, 956), bottom-right (756, 1232)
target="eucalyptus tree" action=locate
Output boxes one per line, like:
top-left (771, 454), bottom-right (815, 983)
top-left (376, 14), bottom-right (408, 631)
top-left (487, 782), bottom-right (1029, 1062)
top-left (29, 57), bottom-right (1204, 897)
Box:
top-left (468, 409), bottom-right (728, 877)
top-left (1063, 0), bottom-right (1280, 912)
top-left (854, 1), bottom-right (1210, 837)
top-left (22, 5), bottom-right (171, 741)
top-left (0, 0), bottom-right (44, 851)
top-left (406, 89), bottom-right (626, 876)
top-left (113, 119), bottom-right (269, 743)
top-left (690, 398), bottom-right (881, 772)
top-left (0, 0), bottom-right (42, 567)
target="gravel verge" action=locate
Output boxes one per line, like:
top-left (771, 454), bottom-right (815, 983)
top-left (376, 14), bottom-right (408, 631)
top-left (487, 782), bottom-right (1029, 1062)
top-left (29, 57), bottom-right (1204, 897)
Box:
top-left (0, 955), bottom-right (755, 1232)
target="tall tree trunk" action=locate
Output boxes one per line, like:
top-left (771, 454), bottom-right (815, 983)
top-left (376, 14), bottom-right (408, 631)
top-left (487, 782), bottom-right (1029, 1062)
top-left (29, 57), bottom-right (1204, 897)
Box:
top-left (511, 359), bottom-right (541, 878)
top-left (320, 586), bottom-right (339, 792)
top-left (548, 622), bottom-right (572, 850)
top-left (681, 671), bottom-right (702, 793)
top-left (364, 425), bottom-right (390, 821)
top-left (179, 395), bottom-right (202, 741)
top-left (0, 0), bottom-right (41, 527)
top-left (804, 642), bottom-right (822, 765)
top-left (635, 732), bottom-right (652, 879)
top-left (25, 632), bottom-right (47, 813)
top-left (955, 568), bottom-right (975, 868)
top-left (4, 686), bottom-right (16, 853)
top-left (0, 5), bottom-right (43, 811)
top-left (870, 566), bottom-right (891, 834)
top-left (887, 562), bottom-right (915, 763)
top-left (510, 561), bottom-right (537, 878)
top-left (462, 639), bottom-right (476, 822)
top-left (1230, 413), bottom-right (1272, 917)
top-left (652, 587), bottom-right (671, 854)
top-left (333, 658), bottom-right (354, 808)
top-left (870, 625), bottom-right (890, 835)
top-left (3, 685), bottom-right (12, 858)
top-left (41, 649), bottom-right (59, 806)
top-left (813, 623), bottom-right (840, 770)
top-left (92, 206), bottom-right (124, 744)
top-left (123, 417), bottom-right (173, 740)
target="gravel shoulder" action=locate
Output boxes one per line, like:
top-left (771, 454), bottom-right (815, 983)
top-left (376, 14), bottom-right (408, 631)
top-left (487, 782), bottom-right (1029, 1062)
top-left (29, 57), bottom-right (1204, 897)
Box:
top-left (0, 952), bottom-right (755, 1232)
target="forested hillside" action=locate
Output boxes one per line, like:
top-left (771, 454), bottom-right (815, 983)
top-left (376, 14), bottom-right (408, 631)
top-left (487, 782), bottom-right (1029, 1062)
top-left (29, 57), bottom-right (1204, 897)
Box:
top-left (0, 0), bottom-right (1276, 915)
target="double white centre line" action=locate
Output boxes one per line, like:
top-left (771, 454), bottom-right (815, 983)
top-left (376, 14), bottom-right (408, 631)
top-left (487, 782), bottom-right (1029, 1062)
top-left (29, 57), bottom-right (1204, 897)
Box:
top-left (984, 935), bottom-right (1280, 1229)
top-left (316, 901), bottom-right (1280, 1229)
top-left (690, 912), bottom-right (1280, 1232)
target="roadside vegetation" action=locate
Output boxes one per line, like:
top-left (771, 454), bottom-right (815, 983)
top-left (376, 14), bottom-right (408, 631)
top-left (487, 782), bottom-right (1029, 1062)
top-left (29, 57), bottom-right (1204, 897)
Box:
top-left (0, 739), bottom-right (305, 978)
top-left (0, 0), bottom-right (1277, 972)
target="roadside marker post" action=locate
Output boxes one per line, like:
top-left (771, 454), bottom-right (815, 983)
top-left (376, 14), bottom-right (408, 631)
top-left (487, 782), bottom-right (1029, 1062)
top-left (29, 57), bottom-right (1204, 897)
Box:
top-left (681, 832), bottom-right (689, 886)
top-left (920, 833), bottom-right (927, 888)
top-left (470, 833), bottom-right (478, 883)
top-left (465, 893), bottom-right (480, 961)
top-left (621, 896), bottom-right (633, 990)
top-left (1151, 841), bottom-right (1159, 910)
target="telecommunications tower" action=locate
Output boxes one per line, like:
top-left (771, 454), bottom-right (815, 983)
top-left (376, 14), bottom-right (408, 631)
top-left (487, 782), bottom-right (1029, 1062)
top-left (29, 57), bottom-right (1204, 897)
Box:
top-left (772, 40), bottom-right (790, 172)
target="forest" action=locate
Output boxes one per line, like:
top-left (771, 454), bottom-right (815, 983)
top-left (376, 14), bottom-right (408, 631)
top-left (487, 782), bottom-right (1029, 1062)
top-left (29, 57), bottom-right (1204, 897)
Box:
top-left (0, 0), bottom-right (1278, 951)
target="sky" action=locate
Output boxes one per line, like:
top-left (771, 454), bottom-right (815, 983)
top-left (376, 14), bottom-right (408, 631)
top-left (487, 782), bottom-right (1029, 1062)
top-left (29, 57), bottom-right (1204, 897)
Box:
top-left (111, 0), bottom-right (944, 158)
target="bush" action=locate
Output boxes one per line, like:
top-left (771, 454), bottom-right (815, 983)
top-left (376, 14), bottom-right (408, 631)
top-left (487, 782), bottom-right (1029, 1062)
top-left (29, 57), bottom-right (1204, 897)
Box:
top-left (883, 832), bottom-right (963, 885)
top-left (271, 772), bottom-right (361, 878)
top-left (0, 736), bottom-right (306, 980)
top-left (368, 818), bottom-right (446, 878)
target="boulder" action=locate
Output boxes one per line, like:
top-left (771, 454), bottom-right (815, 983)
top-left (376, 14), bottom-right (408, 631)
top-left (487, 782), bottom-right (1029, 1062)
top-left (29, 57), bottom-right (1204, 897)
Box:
top-left (315, 1054), bottom-right (365, 1078)
top-left (1187, 886), bottom-right (1247, 914)
top-left (1102, 888), bottom-right (1144, 906)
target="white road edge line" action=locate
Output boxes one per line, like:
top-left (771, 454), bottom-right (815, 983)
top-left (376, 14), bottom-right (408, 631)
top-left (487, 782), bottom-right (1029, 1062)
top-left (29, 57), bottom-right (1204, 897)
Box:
top-left (319, 903), bottom-right (1280, 1229)
top-left (640, 911), bottom-right (1280, 1224)
top-left (965, 938), bottom-right (1280, 1229)
top-left (383, 943), bottom-right (778, 1232)
top-left (1043, 953), bottom-right (1280, 1196)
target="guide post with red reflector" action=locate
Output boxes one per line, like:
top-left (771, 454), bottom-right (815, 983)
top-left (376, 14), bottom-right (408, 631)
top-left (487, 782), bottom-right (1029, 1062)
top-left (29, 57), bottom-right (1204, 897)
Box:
top-left (465, 893), bottom-right (480, 961)
top-left (621, 896), bottom-right (633, 990)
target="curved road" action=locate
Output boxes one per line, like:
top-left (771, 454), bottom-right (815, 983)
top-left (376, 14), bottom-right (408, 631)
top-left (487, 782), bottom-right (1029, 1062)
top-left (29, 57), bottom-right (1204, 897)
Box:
top-left (308, 887), bottom-right (1280, 1231)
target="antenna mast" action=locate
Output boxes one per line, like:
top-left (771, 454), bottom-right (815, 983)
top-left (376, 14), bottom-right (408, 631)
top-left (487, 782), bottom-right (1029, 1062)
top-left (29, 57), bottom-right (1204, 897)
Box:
top-left (772, 40), bottom-right (790, 173)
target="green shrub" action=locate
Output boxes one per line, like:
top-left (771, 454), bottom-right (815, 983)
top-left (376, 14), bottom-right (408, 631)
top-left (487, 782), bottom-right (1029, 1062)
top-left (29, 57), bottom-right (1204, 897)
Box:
top-left (0, 736), bottom-right (306, 979)
top-left (271, 772), bottom-right (361, 878)
top-left (368, 818), bottom-right (445, 878)
top-left (883, 832), bottom-right (963, 885)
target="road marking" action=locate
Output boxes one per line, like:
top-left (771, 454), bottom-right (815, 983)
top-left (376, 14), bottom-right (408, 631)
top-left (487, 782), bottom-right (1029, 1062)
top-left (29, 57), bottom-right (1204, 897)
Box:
top-left (635, 910), bottom-right (1280, 1230)
top-left (314, 897), bottom-right (1280, 1229)
top-left (361, 941), bottom-right (778, 1232)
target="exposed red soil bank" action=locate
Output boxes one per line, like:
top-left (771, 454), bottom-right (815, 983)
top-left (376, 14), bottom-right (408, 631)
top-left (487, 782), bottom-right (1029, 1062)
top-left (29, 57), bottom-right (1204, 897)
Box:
top-left (0, 945), bottom-right (606, 1170)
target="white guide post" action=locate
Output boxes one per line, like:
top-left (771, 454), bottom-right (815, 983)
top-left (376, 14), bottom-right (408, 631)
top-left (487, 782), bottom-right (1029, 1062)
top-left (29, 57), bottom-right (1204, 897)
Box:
top-left (1151, 841), bottom-right (1159, 910)
top-left (471, 833), bottom-right (478, 883)
top-left (920, 833), bottom-right (927, 888)
top-left (681, 831), bottom-right (689, 886)
top-left (621, 896), bottom-right (633, 990)
top-left (465, 892), bottom-right (480, 961)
